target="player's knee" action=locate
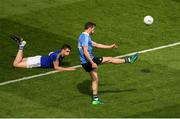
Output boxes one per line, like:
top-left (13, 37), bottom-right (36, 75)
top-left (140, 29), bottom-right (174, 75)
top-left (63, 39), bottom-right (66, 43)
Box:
top-left (13, 62), bottom-right (18, 67)
top-left (92, 77), bottom-right (99, 82)
top-left (13, 62), bottom-right (20, 68)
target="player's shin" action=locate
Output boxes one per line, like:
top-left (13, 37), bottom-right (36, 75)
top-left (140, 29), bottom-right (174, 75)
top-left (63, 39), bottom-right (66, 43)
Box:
top-left (92, 79), bottom-right (98, 101)
top-left (111, 58), bottom-right (125, 64)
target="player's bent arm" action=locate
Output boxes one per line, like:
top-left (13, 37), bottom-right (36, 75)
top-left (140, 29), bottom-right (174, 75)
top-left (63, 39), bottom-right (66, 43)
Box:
top-left (83, 46), bottom-right (94, 64)
top-left (83, 46), bottom-right (97, 68)
top-left (53, 61), bottom-right (76, 71)
top-left (92, 41), bottom-right (118, 49)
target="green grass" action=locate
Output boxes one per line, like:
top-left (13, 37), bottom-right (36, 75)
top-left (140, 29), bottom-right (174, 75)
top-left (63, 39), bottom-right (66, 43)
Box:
top-left (0, 0), bottom-right (180, 117)
top-left (0, 46), bottom-right (180, 117)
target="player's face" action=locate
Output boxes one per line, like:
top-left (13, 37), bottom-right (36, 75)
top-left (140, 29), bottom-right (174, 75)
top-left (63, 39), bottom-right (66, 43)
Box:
top-left (90, 26), bottom-right (95, 35)
top-left (63, 48), bottom-right (71, 56)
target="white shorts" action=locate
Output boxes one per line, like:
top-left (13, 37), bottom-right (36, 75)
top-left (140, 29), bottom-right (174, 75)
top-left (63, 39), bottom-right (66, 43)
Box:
top-left (27, 56), bottom-right (41, 68)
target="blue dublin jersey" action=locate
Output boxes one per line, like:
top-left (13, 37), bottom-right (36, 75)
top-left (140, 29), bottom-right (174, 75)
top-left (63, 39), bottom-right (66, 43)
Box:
top-left (40, 50), bottom-right (64, 68)
top-left (78, 32), bottom-right (94, 64)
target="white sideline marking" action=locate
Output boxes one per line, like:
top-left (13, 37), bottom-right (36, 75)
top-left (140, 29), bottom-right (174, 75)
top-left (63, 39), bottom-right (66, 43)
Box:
top-left (0, 42), bottom-right (180, 86)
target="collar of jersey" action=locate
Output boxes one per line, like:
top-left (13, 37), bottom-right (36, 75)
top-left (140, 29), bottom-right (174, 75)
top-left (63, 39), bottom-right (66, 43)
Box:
top-left (82, 32), bottom-right (89, 36)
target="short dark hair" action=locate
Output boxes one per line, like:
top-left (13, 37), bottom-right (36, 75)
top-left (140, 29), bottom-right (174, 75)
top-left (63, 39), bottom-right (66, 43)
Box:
top-left (61, 44), bottom-right (71, 50)
top-left (84, 22), bottom-right (96, 30)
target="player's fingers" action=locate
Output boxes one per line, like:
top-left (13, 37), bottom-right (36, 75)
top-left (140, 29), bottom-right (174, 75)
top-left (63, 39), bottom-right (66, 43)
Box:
top-left (113, 44), bottom-right (118, 48)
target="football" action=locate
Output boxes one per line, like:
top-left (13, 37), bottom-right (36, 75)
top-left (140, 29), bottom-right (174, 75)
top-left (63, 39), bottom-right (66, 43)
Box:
top-left (144, 15), bottom-right (154, 25)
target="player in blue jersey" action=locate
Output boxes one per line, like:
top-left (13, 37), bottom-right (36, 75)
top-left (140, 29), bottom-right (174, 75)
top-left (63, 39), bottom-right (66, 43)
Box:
top-left (78, 22), bottom-right (139, 105)
top-left (11, 35), bottom-right (76, 71)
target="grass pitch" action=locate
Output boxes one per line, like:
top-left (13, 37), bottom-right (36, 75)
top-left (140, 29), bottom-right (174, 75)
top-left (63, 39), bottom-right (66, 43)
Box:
top-left (0, 0), bottom-right (180, 117)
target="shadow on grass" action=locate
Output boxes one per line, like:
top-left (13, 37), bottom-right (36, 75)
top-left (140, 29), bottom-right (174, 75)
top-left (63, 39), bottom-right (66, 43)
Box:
top-left (141, 68), bottom-right (151, 73)
top-left (77, 80), bottom-right (92, 96)
top-left (99, 89), bottom-right (136, 94)
top-left (77, 80), bottom-right (136, 96)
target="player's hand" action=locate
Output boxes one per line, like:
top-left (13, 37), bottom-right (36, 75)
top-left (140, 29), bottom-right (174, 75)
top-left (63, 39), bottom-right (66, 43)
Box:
top-left (111, 43), bottom-right (118, 49)
top-left (92, 62), bottom-right (98, 69)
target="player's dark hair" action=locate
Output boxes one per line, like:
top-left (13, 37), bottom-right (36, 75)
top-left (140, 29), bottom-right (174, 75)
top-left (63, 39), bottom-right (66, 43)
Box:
top-left (84, 22), bottom-right (96, 30)
top-left (61, 44), bottom-right (71, 50)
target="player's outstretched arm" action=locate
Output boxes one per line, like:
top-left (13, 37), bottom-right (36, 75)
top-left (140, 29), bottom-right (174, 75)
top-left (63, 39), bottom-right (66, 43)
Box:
top-left (92, 41), bottom-right (118, 49)
top-left (55, 66), bottom-right (77, 71)
top-left (53, 61), bottom-right (76, 71)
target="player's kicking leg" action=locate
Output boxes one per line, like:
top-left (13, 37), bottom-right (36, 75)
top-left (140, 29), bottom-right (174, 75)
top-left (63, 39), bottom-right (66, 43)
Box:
top-left (89, 53), bottom-right (138, 105)
top-left (11, 35), bottom-right (27, 68)
top-left (102, 53), bottom-right (139, 64)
